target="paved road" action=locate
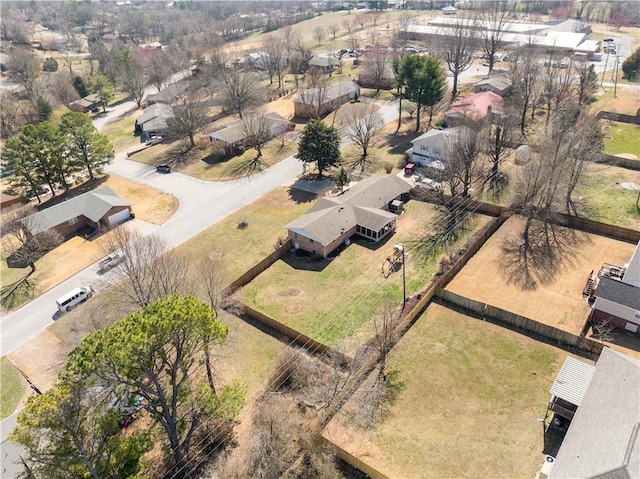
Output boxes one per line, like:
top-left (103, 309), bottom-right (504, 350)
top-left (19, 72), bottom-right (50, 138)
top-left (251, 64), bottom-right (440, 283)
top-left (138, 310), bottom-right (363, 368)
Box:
top-left (0, 99), bottom-right (400, 355)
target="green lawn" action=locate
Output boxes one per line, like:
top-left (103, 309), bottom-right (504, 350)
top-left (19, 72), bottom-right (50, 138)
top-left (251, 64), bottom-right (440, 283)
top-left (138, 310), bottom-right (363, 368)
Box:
top-left (603, 122), bottom-right (640, 158)
top-left (1, 357), bottom-right (26, 420)
top-left (577, 163), bottom-right (640, 229)
top-left (101, 111), bottom-right (141, 152)
top-left (238, 202), bottom-right (491, 349)
top-left (330, 303), bottom-right (564, 479)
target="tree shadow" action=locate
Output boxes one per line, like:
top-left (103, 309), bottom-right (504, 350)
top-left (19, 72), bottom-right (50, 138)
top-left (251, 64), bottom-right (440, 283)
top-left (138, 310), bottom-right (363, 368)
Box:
top-left (281, 249), bottom-right (332, 272)
top-left (230, 154), bottom-right (268, 177)
top-left (38, 176), bottom-right (109, 210)
top-left (286, 187), bottom-right (317, 204)
top-left (384, 131), bottom-right (415, 156)
top-left (501, 221), bottom-right (583, 291)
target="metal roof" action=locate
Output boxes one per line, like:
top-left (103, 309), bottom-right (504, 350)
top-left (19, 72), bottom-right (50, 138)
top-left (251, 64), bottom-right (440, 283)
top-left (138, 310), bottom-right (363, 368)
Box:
top-left (549, 356), bottom-right (596, 407)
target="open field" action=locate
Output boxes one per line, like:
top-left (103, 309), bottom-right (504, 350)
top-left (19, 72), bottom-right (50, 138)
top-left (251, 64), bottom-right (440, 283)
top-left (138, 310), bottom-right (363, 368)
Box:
top-left (325, 303), bottom-right (566, 479)
top-left (446, 215), bottom-right (637, 335)
top-left (0, 356), bottom-right (27, 420)
top-left (1, 175), bottom-right (176, 310)
top-left (238, 200), bottom-right (492, 350)
top-left (589, 85), bottom-right (640, 116)
top-left (603, 122), bottom-right (640, 158)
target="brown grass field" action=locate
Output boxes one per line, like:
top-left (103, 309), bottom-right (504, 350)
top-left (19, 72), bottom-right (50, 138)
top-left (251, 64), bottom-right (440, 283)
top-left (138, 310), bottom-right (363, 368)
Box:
top-left (325, 303), bottom-right (569, 479)
top-left (445, 215), bottom-right (637, 335)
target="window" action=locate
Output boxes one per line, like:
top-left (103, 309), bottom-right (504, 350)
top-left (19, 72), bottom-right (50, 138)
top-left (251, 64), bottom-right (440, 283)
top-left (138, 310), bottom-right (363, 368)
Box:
top-left (68, 217), bottom-right (78, 225)
top-left (310, 238), bottom-right (314, 244)
top-left (294, 233), bottom-right (298, 238)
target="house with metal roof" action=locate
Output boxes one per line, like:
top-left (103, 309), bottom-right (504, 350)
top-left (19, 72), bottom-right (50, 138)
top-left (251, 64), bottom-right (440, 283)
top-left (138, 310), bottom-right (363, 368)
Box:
top-left (285, 175), bottom-right (411, 258)
top-left (589, 241), bottom-right (640, 335)
top-left (547, 356), bottom-right (596, 422)
top-left (444, 91), bottom-right (504, 126)
top-left (21, 186), bottom-right (131, 239)
top-left (546, 348), bottom-right (640, 479)
top-left (294, 81), bottom-right (360, 119)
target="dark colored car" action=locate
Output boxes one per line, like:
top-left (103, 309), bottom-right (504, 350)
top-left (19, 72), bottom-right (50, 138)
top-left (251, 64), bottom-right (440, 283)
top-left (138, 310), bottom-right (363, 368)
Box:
top-left (156, 164), bottom-right (171, 173)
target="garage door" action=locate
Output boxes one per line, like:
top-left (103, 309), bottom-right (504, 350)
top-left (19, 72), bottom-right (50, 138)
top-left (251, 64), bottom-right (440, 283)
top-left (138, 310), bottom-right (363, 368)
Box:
top-left (107, 209), bottom-right (131, 226)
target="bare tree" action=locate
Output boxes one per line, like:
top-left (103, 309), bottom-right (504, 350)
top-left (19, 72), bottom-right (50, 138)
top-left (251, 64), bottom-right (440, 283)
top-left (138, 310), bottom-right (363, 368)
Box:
top-left (328, 23), bottom-right (339, 40)
top-left (541, 54), bottom-right (574, 121)
top-left (575, 61), bottom-right (599, 105)
top-left (342, 19), bottom-right (352, 34)
top-left (437, 18), bottom-right (478, 98)
top-left (342, 103), bottom-right (384, 171)
top-left (47, 73), bottom-right (80, 107)
top-left (7, 47), bottom-right (40, 100)
top-left (168, 92), bottom-right (209, 148)
top-left (369, 8), bottom-right (383, 27)
top-left (507, 47), bottom-right (541, 136)
top-left (355, 12), bottom-right (367, 30)
top-left (485, 109), bottom-right (513, 192)
top-left (217, 66), bottom-right (265, 119)
top-left (443, 125), bottom-right (484, 198)
top-left (476, 1), bottom-right (513, 74)
top-left (145, 49), bottom-right (173, 92)
top-left (363, 45), bottom-right (391, 95)
top-left (120, 51), bottom-right (146, 107)
top-left (314, 26), bottom-right (325, 46)
top-left (261, 35), bottom-right (287, 89)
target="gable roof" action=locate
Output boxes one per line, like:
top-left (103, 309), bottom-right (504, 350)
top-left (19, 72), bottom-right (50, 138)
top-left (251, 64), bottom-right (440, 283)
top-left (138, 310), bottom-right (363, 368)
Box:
top-left (208, 112), bottom-right (288, 145)
top-left (308, 55), bottom-right (341, 68)
top-left (474, 76), bottom-right (511, 93)
top-left (70, 93), bottom-right (102, 109)
top-left (295, 81), bottom-right (360, 106)
top-left (444, 91), bottom-right (504, 121)
top-left (594, 276), bottom-right (640, 310)
top-left (136, 103), bottom-right (175, 127)
top-left (549, 348), bottom-right (640, 479)
top-left (285, 175), bottom-right (411, 246)
top-left (145, 80), bottom-right (190, 105)
top-left (23, 186), bottom-right (131, 235)
top-left (410, 126), bottom-right (472, 151)
top-left (622, 241), bottom-right (640, 288)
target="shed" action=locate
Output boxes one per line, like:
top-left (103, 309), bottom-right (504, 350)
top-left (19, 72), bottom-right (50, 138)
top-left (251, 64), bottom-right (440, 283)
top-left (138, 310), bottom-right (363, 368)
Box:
top-left (514, 145), bottom-right (532, 165)
top-left (548, 356), bottom-right (596, 421)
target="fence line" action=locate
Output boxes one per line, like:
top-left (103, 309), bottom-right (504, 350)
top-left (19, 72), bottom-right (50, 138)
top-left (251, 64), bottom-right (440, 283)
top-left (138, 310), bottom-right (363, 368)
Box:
top-left (324, 437), bottom-right (392, 479)
top-left (435, 288), bottom-right (604, 360)
top-left (597, 153), bottom-right (640, 171)
top-left (597, 110), bottom-right (640, 125)
top-left (553, 213), bottom-right (640, 243)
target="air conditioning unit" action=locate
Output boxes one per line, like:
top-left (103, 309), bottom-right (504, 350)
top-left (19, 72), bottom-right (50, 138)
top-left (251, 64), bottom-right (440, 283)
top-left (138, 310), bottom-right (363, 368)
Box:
top-left (540, 455), bottom-right (556, 477)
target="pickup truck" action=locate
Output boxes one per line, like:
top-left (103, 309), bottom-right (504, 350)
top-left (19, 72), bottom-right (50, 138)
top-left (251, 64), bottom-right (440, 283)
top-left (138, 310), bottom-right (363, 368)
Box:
top-left (99, 252), bottom-right (124, 272)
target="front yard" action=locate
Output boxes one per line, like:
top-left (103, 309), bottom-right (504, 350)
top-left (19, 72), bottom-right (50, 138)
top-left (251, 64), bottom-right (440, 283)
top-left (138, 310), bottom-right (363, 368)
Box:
top-left (325, 303), bottom-right (565, 479)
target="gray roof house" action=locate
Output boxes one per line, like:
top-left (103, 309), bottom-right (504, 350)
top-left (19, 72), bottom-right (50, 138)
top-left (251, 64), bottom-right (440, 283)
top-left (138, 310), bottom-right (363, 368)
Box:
top-left (22, 186), bottom-right (131, 238)
top-left (307, 55), bottom-right (341, 74)
top-left (285, 174), bottom-right (411, 258)
top-left (473, 76), bottom-right (511, 96)
top-left (294, 81), bottom-right (360, 119)
top-left (590, 241), bottom-right (640, 335)
top-left (134, 103), bottom-right (175, 140)
top-left (145, 80), bottom-right (190, 105)
top-left (1, 411), bottom-right (28, 479)
top-left (547, 348), bottom-right (640, 479)
top-left (406, 126), bottom-right (473, 173)
top-left (208, 112), bottom-right (290, 155)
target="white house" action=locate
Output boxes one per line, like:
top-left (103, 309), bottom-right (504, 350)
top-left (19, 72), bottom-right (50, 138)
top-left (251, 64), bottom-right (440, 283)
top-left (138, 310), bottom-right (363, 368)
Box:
top-left (406, 126), bottom-right (473, 173)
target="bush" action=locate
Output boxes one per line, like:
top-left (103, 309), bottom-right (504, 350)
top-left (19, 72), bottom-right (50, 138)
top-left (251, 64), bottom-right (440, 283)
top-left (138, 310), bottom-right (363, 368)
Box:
top-left (434, 118), bottom-right (447, 129)
top-left (42, 57), bottom-right (58, 72)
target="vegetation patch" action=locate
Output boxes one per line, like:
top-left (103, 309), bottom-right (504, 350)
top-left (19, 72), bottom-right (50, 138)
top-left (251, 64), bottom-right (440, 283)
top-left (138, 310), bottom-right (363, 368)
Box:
top-left (1, 356), bottom-right (26, 420)
top-left (603, 122), bottom-right (640, 158)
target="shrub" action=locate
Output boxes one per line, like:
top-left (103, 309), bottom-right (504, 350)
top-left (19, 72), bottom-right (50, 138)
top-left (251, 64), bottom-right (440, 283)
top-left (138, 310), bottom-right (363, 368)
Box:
top-left (42, 57), bottom-right (58, 72)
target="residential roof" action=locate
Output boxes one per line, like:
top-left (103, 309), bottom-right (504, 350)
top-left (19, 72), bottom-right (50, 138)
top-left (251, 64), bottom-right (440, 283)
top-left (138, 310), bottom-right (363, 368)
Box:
top-left (308, 55), bottom-right (341, 68)
top-left (594, 276), bottom-right (640, 310)
top-left (474, 76), bottom-right (511, 93)
top-left (22, 186), bottom-right (131, 235)
top-left (295, 81), bottom-right (360, 107)
top-left (444, 91), bottom-right (504, 121)
top-left (549, 348), bottom-right (640, 479)
top-left (70, 93), bottom-right (102, 109)
top-left (1, 411), bottom-right (27, 479)
top-left (136, 103), bottom-right (175, 127)
top-left (285, 175), bottom-right (411, 246)
top-left (410, 126), bottom-right (473, 152)
top-left (145, 80), bottom-right (190, 104)
top-left (622, 241), bottom-right (640, 288)
top-left (208, 112), bottom-right (288, 145)
top-left (549, 356), bottom-right (596, 407)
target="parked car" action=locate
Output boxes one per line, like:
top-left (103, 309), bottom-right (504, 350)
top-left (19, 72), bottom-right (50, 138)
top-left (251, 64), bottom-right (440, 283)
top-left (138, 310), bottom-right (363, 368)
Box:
top-left (99, 251), bottom-right (124, 272)
top-left (604, 47), bottom-right (616, 54)
top-left (56, 286), bottom-right (93, 313)
top-left (156, 164), bottom-right (171, 173)
top-left (416, 178), bottom-right (442, 192)
top-left (145, 135), bottom-right (162, 146)
top-left (603, 38), bottom-right (614, 43)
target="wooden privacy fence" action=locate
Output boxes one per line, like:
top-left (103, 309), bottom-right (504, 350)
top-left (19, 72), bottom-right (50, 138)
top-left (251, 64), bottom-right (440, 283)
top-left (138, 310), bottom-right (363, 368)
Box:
top-left (435, 288), bottom-right (604, 360)
top-left (223, 239), bottom-right (293, 295)
top-left (597, 153), bottom-right (640, 171)
top-left (597, 110), bottom-right (640, 125)
top-left (323, 437), bottom-right (392, 479)
top-left (553, 213), bottom-right (640, 243)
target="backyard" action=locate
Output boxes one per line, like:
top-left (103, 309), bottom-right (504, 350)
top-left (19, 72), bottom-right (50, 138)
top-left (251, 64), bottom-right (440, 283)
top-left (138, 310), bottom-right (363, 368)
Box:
top-left (603, 121), bottom-right (640, 159)
top-left (237, 200), bottom-right (492, 350)
top-left (325, 303), bottom-right (566, 479)
top-left (445, 215), bottom-right (637, 335)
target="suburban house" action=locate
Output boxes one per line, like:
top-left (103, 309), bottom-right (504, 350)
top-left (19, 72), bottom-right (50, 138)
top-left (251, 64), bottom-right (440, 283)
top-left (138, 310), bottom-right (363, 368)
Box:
top-left (357, 59), bottom-right (395, 90)
top-left (145, 80), bottom-right (190, 105)
top-left (69, 93), bottom-right (103, 113)
top-left (444, 91), bottom-right (503, 126)
top-left (294, 81), bottom-right (360, 119)
top-left (134, 103), bottom-right (175, 141)
top-left (405, 126), bottom-right (473, 175)
top-left (307, 55), bottom-right (341, 74)
top-left (207, 112), bottom-right (290, 155)
top-left (545, 348), bottom-right (639, 479)
top-left (587, 241), bottom-right (640, 334)
top-left (473, 76), bottom-right (511, 96)
top-left (284, 174), bottom-right (411, 258)
top-left (245, 51), bottom-right (269, 70)
top-left (21, 186), bottom-right (131, 239)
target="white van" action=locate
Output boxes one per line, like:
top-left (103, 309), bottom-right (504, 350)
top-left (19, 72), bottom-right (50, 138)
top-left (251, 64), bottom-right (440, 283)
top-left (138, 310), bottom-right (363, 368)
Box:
top-left (56, 286), bottom-right (93, 313)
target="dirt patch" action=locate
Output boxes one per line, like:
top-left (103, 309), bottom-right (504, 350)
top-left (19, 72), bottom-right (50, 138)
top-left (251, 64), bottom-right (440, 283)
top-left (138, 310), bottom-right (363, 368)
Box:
top-left (285, 304), bottom-right (302, 314)
top-left (280, 288), bottom-right (301, 297)
top-left (446, 215), bottom-right (637, 335)
top-left (7, 329), bottom-right (67, 392)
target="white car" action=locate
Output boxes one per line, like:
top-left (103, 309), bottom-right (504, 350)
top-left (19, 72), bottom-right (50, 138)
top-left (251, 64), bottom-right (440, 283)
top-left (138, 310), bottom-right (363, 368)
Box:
top-left (416, 178), bottom-right (442, 192)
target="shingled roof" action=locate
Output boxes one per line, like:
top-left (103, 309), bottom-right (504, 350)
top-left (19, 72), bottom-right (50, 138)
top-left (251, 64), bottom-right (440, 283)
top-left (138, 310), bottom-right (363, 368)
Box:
top-left (22, 186), bottom-right (131, 235)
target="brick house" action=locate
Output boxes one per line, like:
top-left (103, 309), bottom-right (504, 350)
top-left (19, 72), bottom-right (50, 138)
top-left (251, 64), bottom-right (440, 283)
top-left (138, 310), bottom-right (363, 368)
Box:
top-left (285, 175), bottom-right (411, 258)
top-left (21, 186), bottom-right (131, 239)
top-left (207, 112), bottom-right (290, 156)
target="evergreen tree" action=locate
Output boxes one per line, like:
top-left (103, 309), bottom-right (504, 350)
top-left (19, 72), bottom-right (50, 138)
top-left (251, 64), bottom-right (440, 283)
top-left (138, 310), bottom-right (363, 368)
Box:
top-left (297, 119), bottom-right (341, 178)
top-left (60, 112), bottom-right (114, 179)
